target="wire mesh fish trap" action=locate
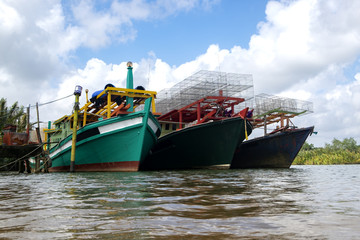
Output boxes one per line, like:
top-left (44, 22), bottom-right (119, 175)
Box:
top-left (253, 93), bottom-right (313, 117)
top-left (156, 70), bottom-right (254, 114)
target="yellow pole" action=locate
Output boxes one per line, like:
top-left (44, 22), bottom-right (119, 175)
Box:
top-left (107, 91), bottom-right (111, 118)
top-left (151, 96), bottom-right (156, 113)
top-left (83, 89), bottom-right (88, 126)
top-left (70, 86), bottom-right (82, 172)
top-left (244, 118), bottom-right (248, 140)
top-left (85, 89), bottom-right (89, 102)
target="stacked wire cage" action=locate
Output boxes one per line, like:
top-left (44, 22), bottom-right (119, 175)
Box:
top-left (156, 70), bottom-right (254, 115)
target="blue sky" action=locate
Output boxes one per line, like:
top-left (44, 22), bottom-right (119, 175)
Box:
top-left (73, 1), bottom-right (268, 67)
top-left (1, 0), bottom-right (360, 147)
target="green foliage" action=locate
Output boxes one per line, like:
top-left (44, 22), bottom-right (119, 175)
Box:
top-left (302, 142), bottom-right (315, 151)
top-left (325, 137), bottom-right (358, 152)
top-left (0, 98), bottom-right (26, 133)
top-left (294, 138), bottom-right (360, 165)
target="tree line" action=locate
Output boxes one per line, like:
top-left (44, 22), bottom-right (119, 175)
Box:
top-left (294, 137), bottom-right (360, 165)
top-left (0, 98), bottom-right (27, 133)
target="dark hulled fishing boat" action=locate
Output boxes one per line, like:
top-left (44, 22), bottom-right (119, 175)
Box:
top-left (230, 93), bottom-right (314, 169)
top-left (140, 95), bottom-right (252, 170)
top-left (230, 126), bottom-right (314, 169)
top-left (140, 116), bottom-right (251, 170)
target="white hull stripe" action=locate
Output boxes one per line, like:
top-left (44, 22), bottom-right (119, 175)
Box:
top-left (147, 118), bottom-right (159, 135)
top-left (98, 117), bottom-right (142, 135)
top-left (50, 141), bottom-right (72, 158)
top-left (50, 116), bottom-right (157, 158)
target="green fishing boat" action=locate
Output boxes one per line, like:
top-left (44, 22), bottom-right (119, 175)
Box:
top-left (46, 62), bottom-right (161, 172)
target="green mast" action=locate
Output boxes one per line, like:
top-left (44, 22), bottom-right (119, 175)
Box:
top-left (126, 61), bottom-right (134, 112)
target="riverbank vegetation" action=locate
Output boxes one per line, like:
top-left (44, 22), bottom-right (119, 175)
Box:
top-left (0, 98), bottom-right (26, 132)
top-left (294, 137), bottom-right (360, 165)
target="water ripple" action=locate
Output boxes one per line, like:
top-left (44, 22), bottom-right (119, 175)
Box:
top-left (1, 165), bottom-right (360, 239)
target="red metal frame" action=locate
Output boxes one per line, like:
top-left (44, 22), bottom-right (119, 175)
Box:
top-left (158, 96), bottom-right (245, 129)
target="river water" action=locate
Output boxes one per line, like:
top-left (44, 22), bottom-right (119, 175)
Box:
top-left (1, 165), bottom-right (359, 239)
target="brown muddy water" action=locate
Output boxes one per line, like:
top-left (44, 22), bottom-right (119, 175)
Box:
top-left (1, 165), bottom-right (359, 239)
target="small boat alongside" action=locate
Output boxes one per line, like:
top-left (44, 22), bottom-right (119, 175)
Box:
top-left (230, 93), bottom-right (314, 169)
top-left (46, 62), bottom-right (161, 172)
top-left (230, 126), bottom-right (314, 169)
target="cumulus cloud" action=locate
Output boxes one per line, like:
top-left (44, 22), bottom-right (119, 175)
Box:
top-left (144, 0), bottom-right (360, 146)
top-left (0, 0), bottom-right (217, 110)
top-left (1, 0), bottom-right (360, 147)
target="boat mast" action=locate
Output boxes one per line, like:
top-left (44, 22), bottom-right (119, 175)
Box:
top-left (126, 61), bottom-right (134, 112)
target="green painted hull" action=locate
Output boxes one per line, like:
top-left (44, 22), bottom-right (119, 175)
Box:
top-left (140, 117), bottom-right (250, 170)
top-left (49, 111), bottom-right (160, 172)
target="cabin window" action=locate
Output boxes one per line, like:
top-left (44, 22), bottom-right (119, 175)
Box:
top-left (172, 124), bottom-right (176, 130)
top-left (165, 124), bottom-right (170, 130)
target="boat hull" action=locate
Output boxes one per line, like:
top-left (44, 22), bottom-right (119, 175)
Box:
top-left (140, 117), bottom-right (252, 170)
top-left (230, 126), bottom-right (314, 169)
top-left (49, 111), bottom-right (160, 172)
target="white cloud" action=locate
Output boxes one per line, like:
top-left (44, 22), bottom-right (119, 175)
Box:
top-left (139, 0), bottom-right (360, 146)
top-left (0, 1), bottom-right (24, 33)
top-left (2, 0), bottom-right (360, 147)
top-left (0, 0), bottom-right (217, 113)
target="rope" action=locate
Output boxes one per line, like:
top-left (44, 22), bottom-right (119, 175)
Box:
top-left (30, 94), bottom-right (73, 108)
top-left (0, 143), bottom-right (45, 169)
top-left (34, 155), bottom-right (51, 173)
top-left (1, 94), bottom-right (73, 114)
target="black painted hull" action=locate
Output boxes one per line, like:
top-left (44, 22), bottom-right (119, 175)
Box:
top-left (141, 118), bottom-right (251, 170)
top-left (230, 126), bottom-right (314, 169)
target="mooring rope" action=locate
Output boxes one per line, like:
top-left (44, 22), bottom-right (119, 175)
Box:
top-left (30, 94), bottom-right (73, 108)
top-left (0, 143), bottom-right (45, 170)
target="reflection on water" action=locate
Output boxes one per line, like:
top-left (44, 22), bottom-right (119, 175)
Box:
top-left (1, 165), bottom-right (359, 239)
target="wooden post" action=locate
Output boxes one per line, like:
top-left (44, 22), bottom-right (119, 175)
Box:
top-left (35, 102), bottom-right (42, 143)
top-left (25, 158), bottom-right (31, 173)
top-left (26, 105), bottom-right (30, 138)
top-left (35, 127), bottom-right (42, 173)
top-left (35, 156), bottom-right (40, 173)
top-left (18, 159), bottom-right (25, 173)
